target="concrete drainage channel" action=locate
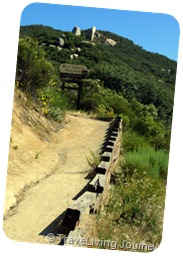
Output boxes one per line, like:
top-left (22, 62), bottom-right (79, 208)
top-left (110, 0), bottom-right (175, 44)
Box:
top-left (57, 117), bottom-right (122, 245)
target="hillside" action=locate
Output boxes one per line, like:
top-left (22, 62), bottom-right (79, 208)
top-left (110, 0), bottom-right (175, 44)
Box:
top-left (18, 25), bottom-right (176, 128)
top-left (19, 25), bottom-right (176, 82)
top-left (20, 25), bottom-right (176, 69)
top-left (4, 91), bottom-right (109, 243)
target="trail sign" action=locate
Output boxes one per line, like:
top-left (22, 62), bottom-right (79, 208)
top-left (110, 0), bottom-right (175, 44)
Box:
top-left (59, 64), bottom-right (88, 109)
top-left (59, 63), bottom-right (88, 81)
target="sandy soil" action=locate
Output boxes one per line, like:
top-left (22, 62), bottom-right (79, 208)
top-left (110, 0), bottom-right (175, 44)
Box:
top-left (3, 97), bottom-right (109, 244)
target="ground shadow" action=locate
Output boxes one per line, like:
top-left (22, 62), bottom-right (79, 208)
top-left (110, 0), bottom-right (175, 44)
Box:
top-left (39, 211), bottom-right (67, 237)
top-left (39, 209), bottom-right (80, 245)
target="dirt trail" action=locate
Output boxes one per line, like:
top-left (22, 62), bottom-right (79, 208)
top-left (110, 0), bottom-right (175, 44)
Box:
top-left (3, 107), bottom-right (109, 244)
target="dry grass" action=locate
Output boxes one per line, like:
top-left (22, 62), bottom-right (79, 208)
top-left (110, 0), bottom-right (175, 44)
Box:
top-left (86, 152), bottom-right (166, 252)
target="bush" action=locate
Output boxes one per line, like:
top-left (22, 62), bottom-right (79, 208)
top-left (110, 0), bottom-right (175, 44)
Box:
top-left (95, 104), bottom-right (115, 120)
top-left (94, 164), bottom-right (166, 251)
top-left (122, 131), bottom-right (150, 152)
top-left (36, 85), bottom-right (68, 122)
top-left (16, 37), bottom-right (58, 94)
top-left (122, 148), bottom-right (169, 179)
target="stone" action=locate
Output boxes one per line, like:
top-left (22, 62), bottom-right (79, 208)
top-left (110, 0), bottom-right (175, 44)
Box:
top-left (58, 37), bottom-right (65, 46)
top-left (82, 40), bottom-right (95, 46)
top-left (96, 32), bottom-right (101, 39)
top-left (57, 46), bottom-right (62, 51)
top-left (75, 47), bottom-right (81, 52)
top-left (72, 26), bottom-right (81, 36)
top-left (70, 54), bottom-right (79, 60)
top-left (49, 44), bottom-right (56, 48)
top-left (87, 26), bottom-right (96, 41)
top-left (105, 38), bottom-right (117, 46)
top-left (70, 54), bottom-right (74, 60)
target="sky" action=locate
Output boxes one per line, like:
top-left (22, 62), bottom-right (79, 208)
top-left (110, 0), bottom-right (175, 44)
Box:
top-left (20, 3), bottom-right (180, 61)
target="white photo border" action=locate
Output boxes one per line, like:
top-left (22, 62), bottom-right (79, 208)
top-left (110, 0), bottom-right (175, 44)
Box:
top-left (0, 1), bottom-right (182, 256)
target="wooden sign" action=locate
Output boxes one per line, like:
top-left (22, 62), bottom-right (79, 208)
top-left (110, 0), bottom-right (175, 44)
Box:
top-left (59, 64), bottom-right (88, 109)
top-left (59, 63), bottom-right (88, 80)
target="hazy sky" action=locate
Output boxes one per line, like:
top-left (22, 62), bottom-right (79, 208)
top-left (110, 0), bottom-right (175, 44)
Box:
top-left (20, 3), bottom-right (180, 61)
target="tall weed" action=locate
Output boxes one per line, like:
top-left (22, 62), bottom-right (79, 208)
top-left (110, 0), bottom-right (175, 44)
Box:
top-left (90, 130), bottom-right (168, 251)
top-left (122, 130), bottom-right (150, 152)
top-left (122, 148), bottom-right (168, 179)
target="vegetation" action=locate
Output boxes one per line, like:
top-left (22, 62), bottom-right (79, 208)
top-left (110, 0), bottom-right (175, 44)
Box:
top-left (16, 24), bottom-right (177, 251)
top-left (19, 25), bottom-right (176, 127)
top-left (92, 131), bottom-right (168, 252)
top-left (86, 148), bottom-right (101, 170)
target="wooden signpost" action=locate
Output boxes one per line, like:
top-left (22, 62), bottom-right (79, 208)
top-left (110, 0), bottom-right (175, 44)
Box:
top-left (59, 63), bottom-right (88, 109)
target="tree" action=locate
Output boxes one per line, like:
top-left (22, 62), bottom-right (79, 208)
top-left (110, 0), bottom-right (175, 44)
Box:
top-left (16, 37), bottom-right (58, 94)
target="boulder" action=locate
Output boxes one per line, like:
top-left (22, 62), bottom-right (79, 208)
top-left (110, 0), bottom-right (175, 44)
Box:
top-left (58, 37), bottom-right (65, 47)
top-left (70, 54), bottom-right (79, 60)
top-left (57, 46), bottom-right (62, 51)
top-left (72, 26), bottom-right (81, 36)
top-left (105, 38), bottom-right (117, 46)
top-left (82, 40), bottom-right (96, 46)
top-left (76, 47), bottom-right (81, 52)
top-left (87, 26), bottom-right (96, 41)
top-left (49, 44), bottom-right (56, 48)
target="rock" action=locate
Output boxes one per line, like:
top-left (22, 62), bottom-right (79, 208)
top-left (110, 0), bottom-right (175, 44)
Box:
top-left (49, 44), bottom-right (56, 48)
top-left (96, 32), bottom-right (101, 39)
top-left (82, 40), bottom-right (95, 46)
top-left (72, 26), bottom-right (81, 36)
top-left (105, 38), bottom-right (117, 46)
top-left (57, 46), bottom-right (62, 51)
top-left (58, 37), bottom-right (65, 46)
top-left (70, 54), bottom-right (79, 60)
top-left (87, 26), bottom-right (96, 41)
top-left (76, 47), bottom-right (81, 53)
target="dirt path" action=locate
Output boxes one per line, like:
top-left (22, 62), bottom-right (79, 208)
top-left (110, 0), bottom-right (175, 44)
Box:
top-left (3, 111), bottom-right (109, 244)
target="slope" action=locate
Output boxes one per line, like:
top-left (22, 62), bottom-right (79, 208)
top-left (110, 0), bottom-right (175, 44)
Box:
top-left (3, 91), bottom-right (109, 244)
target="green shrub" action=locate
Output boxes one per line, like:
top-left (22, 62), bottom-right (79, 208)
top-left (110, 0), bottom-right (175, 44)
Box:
top-left (108, 169), bottom-right (165, 245)
top-left (95, 104), bottom-right (115, 120)
top-left (16, 37), bottom-right (58, 94)
top-left (122, 131), bottom-right (150, 152)
top-left (122, 147), bottom-right (168, 179)
top-left (86, 148), bottom-right (101, 169)
top-left (92, 128), bottom-right (168, 250)
top-left (94, 159), bottom-right (166, 251)
top-left (36, 85), bottom-right (68, 122)
top-left (119, 114), bottom-right (130, 130)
